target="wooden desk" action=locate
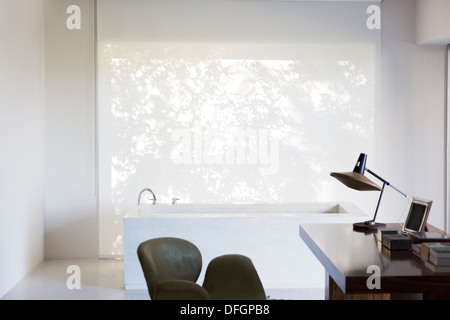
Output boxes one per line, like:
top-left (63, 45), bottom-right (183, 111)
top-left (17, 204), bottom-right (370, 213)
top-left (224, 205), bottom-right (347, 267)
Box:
top-left (299, 223), bottom-right (450, 300)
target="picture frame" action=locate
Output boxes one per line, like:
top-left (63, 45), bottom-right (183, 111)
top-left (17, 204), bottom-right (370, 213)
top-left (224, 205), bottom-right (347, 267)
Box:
top-left (402, 197), bottom-right (433, 234)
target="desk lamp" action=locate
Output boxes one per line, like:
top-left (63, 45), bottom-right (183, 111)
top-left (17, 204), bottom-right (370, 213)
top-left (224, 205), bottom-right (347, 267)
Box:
top-left (330, 153), bottom-right (408, 230)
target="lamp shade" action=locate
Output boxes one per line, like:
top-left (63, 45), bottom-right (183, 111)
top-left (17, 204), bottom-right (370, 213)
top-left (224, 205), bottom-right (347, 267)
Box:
top-left (330, 153), bottom-right (382, 191)
top-left (330, 171), bottom-right (381, 191)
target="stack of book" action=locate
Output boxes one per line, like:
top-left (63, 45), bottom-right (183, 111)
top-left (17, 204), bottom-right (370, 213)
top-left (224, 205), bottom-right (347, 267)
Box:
top-left (421, 242), bottom-right (450, 273)
top-left (411, 243), bottom-right (422, 258)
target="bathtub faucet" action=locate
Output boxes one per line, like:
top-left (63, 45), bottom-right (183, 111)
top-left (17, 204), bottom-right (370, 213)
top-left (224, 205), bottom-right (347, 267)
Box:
top-left (138, 188), bottom-right (157, 205)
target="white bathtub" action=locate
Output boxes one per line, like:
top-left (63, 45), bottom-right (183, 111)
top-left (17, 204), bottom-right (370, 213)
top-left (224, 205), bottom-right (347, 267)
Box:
top-left (123, 202), bottom-right (368, 291)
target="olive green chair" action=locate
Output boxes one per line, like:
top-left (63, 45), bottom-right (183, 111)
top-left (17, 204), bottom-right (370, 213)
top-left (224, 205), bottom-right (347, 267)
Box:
top-left (137, 237), bottom-right (266, 300)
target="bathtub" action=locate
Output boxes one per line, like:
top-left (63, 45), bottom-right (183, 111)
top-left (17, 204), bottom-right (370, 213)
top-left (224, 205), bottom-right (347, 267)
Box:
top-left (123, 202), bottom-right (368, 291)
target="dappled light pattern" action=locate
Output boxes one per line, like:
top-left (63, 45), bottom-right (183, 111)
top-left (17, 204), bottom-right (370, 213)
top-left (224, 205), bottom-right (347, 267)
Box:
top-left (97, 43), bottom-right (376, 255)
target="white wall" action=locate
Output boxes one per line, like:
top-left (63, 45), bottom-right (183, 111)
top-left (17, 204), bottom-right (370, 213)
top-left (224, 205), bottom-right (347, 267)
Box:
top-left (44, 0), bottom-right (97, 259)
top-left (377, 0), bottom-right (447, 230)
top-left (416, 0), bottom-right (450, 44)
top-left (0, 0), bottom-right (45, 297)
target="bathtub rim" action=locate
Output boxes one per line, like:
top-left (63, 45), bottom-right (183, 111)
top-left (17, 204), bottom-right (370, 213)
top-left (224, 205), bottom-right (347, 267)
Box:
top-left (124, 202), bottom-right (367, 219)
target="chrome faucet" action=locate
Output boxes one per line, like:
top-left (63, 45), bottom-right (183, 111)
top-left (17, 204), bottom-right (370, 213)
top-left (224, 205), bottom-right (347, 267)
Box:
top-left (138, 188), bottom-right (157, 205)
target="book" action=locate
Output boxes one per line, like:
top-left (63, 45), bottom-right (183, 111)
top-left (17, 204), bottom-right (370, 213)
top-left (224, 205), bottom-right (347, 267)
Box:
top-left (421, 242), bottom-right (450, 261)
top-left (378, 228), bottom-right (398, 242)
top-left (412, 243), bottom-right (421, 258)
top-left (425, 261), bottom-right (450, 273)
top-left (429, 255), bottom-right (450, 266)
top-left (430, 245), bottom-right (450, 258)
top-left (382, 234), bottom-right (411, 251)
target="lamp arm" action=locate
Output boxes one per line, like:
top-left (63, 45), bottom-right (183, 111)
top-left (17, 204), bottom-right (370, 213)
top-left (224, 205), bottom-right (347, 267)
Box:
top-left (365, 168), bottom-right (408, 198)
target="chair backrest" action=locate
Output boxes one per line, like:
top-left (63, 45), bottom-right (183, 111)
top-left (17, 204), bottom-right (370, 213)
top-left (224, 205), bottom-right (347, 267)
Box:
top-left (202, 254), bottom-right (267, 300)
top-left (137, 237), bottom-right (202, 299)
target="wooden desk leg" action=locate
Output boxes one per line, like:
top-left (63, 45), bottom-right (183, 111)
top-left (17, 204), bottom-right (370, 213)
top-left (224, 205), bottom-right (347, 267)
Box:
top-left (325, 272), bottom-right (391, 300)
top-left (324, 272), bottom-right (331, 300)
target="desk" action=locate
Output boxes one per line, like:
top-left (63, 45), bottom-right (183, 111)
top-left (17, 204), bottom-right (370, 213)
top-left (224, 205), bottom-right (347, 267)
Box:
top-left (299, 223), bottom-right (450, 300)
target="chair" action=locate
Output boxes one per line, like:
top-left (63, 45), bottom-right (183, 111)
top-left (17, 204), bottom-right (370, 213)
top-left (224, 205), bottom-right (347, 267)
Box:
top-left (137, 237), bottom-right (266, 300)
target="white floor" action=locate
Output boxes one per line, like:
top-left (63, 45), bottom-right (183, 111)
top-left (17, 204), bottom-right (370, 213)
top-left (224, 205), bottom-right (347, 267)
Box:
top-left (1, 258), bottom-right (324, 300)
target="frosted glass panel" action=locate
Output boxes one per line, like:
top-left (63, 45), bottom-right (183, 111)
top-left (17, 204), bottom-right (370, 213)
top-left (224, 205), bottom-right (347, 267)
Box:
top-left (97, 0), bottom-right (380, 256)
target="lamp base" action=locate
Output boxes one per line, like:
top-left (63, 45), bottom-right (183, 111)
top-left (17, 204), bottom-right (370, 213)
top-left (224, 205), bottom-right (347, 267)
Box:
top-left (353, 221), bottom-right (386, 231)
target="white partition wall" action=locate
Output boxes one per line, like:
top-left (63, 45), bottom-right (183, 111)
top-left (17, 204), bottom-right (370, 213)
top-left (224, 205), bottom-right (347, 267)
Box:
top-left (97, 0), bottom-right (381, 257)
top-left (0, 0), bottom-right (45, 297)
